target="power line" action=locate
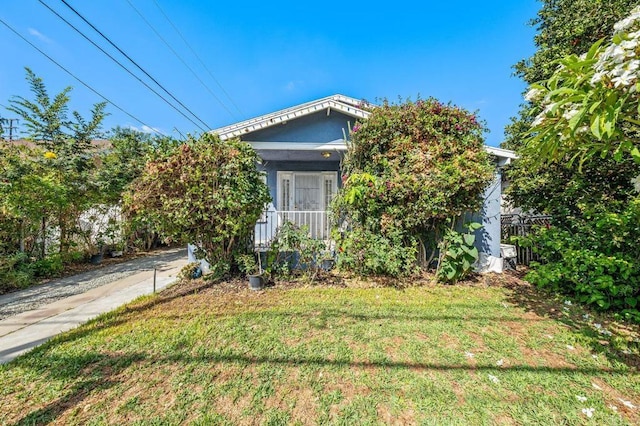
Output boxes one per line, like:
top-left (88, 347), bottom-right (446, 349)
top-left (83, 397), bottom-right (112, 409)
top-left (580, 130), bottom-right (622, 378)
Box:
top-left (58, 0), bottom-right (213, 131)
top-left (152, 0), bottom-right (243, 116)
top-left (124, 0), bottom-right (236, 120)
top-left (37, 0), bottom-right (206, 133)
top-left (0, 17), bottom-right (168, 138)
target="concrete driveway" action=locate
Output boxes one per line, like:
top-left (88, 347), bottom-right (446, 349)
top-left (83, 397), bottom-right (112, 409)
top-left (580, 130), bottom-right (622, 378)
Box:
top-left (0, 247), bottom-right (187, 364)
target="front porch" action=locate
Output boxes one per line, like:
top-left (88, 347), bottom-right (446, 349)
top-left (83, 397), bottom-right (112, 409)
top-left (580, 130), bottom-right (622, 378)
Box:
top-left (254, 209), bottom-right (332, 249)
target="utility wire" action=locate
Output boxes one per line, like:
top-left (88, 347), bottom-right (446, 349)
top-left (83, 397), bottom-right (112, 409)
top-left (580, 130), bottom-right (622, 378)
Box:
top-left (124, 0), bottom-right (236, 120)
top-left (152, 0), bottom-right (243, 116)
top-left (38, 0), bottom-right (206, 133)
top-left (0, 17), bottom-right (168, 137)
top-left (58, 0), bottom-right (213, 131)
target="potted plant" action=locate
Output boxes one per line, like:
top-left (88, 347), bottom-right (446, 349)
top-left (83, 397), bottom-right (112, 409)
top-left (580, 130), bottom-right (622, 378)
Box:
top-left (238, 252), bottom-right (265, 290)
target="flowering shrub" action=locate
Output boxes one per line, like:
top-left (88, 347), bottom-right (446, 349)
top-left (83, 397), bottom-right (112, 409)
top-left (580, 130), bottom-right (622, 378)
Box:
top-left (526, 6), bottom-right (640, 164)
top-left (334, 98), bottom-right (493, 279)
top-left (523, 199), bottom-right (640, 322)
top-left (124, 134), bottom-right (270, 277)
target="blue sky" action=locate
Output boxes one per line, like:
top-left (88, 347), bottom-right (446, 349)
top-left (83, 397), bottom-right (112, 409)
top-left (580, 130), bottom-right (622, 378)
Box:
top-left (0, 0), bottom-right (540, 147)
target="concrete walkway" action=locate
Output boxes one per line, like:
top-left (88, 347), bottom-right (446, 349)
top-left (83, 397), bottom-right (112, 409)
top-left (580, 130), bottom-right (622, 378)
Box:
top-left (0, 250), bottom-right (187, 365)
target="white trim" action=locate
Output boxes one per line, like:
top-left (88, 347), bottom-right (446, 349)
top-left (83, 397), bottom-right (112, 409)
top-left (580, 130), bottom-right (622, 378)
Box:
top-left (211, 95), bottom-right (370, 141)
top-left (249, 140), bottom-right (517, 162)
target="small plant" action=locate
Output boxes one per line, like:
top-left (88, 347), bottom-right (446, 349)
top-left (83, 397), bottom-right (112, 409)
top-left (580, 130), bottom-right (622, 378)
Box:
top-left (236, 253), bottom-right (261, 276)
top-left (178, 262), bottom-right (202, 281)
top-left (267, 221), bottom-right (329, 281)
top-left (436, 221), bottom-right (482, 283)
top-left (336, 225), bottom-right (418, 277)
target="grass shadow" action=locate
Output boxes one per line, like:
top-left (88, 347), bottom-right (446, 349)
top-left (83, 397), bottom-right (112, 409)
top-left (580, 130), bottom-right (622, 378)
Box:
top-left (501, 270), bottom-right (640, 370)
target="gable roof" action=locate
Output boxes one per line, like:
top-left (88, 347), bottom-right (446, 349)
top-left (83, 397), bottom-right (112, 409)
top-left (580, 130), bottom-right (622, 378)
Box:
top-left (212, 94), bottom-right (370, 141)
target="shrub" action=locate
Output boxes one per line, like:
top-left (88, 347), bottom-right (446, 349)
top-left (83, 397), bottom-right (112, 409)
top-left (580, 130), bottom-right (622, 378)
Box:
top-left (336, 225), bottom-right (418, 277)
top-left (523, 198), bottom-right (640, 322)
top-left (124, 133), bottom-right (270, 279)
top-left (0, 253), bottom-right (35, 294)
top-left (266, 221), bottom-right (329, 281)
top-left (334, 98), bottom-right (493, 277)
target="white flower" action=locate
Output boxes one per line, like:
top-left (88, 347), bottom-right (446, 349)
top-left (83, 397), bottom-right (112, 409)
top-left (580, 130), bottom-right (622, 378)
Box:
top-left (612, 69), bottom-right (637, 87)
top-left (465, 351), bottom-right (475, 359)
top-left (590, 71), bottom-right (606, 85)
top-left (614, 16), bottom-right (638, 34)
top-left (594, 323), bottom-right (602, 329)
top-left (525, 88), bottom-right (543, 102)
top-left (631, 175), bottom-right (640, 193)
top-left (567, 345), bottom-right (575, 350)
top-left (620, 39), bottom-right (639, 52)
top-left (531, 113), bottom-right (545, 127)
top-left (582, 407), bottom-right (595, 418)
top-left (592, 354), bottom-right (599, 360)
top-left (576, 395), bottom-right (588, 402)
top-left (563, 107), bottom-right (580, 121)
top-left (496, 359), bottom-right (504, 366)
top-left (618, 398), bottom-right (636, 409)
top-left (602, 44), bottom-right (627, 63)
top-left (583, 313), bottom-right (591, 320)
top-left (609, 404), bottom-right (618, 412)
top-left (564, 300), bottom-right (572, 306)
top-left (488, 374), bottom-right (499, 383)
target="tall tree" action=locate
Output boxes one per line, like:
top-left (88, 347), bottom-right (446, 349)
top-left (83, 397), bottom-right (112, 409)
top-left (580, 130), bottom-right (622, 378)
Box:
top-left (503, 0), bottom-right (639, 223)
top-left (4, 68), bottom-right (107, 256)
top-left (504, 0), bottom-right (637, 151)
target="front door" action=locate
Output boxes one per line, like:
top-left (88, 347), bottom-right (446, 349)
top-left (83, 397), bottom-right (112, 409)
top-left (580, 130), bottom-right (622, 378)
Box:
top-left (277, 171), bottom-right (337, 238)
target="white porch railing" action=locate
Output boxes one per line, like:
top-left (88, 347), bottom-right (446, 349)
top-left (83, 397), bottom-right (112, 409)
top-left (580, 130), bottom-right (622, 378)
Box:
top-left (254, 210), bottom-right (331, 249)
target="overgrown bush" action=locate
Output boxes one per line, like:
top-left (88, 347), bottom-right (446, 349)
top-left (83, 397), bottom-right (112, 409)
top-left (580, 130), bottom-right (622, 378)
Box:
top-left (0, 253), bottom-right (35, 294)
top-left (334, 98), bottom-right (493, 279)
top-left (336, 225), bottom-right (418, 277)
top-left (124, 133), bottom-right (270, 278)
top-left (523, 198), bottom-right (640, 322)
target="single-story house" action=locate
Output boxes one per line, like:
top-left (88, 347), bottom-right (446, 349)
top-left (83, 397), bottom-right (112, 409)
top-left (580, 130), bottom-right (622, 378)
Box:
top-left (205, 94), bottom-right (516, 272)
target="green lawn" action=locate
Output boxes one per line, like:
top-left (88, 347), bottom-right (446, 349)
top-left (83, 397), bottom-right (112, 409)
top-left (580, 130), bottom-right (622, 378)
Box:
top-left (1, 277), bottom-right (639, 425)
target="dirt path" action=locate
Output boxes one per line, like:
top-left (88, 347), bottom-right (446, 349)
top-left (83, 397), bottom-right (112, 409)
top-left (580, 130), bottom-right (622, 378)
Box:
top-left (0, 247), bottom-right (186, 321)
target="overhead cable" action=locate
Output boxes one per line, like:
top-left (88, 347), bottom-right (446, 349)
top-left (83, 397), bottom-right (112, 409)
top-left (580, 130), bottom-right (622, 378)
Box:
top-left (58, 0), bottom-right (212, 130)
top-left (153, 0), bottom-right (244, 116)
top-left (0, 17), bottom-right (168, 137)
top-left (125, 0), bottom-right (236, 120)
top-left (38, 0), bottom-right (206, 133)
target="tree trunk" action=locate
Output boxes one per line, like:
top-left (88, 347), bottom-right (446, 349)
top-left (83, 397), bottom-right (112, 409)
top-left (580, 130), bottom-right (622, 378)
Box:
top-left (41, 215), bottom-right (46, 259)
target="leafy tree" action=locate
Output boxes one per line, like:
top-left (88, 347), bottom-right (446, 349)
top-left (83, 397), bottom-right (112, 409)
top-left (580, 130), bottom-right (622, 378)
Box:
top-left (514, 8), bottom-right (640, 321)
top-left (504, 0), bottom-right (640, 223)
top-left (97, 127), bottom-right (180, 204)
top-left (525, 10), bottom-right (640, 165)
top-left (123, 133), bottom-right (271, 277)
top-left (4, 68), bottom-right (108, 256)
top-left (334, 98), bottom-right (493, 278)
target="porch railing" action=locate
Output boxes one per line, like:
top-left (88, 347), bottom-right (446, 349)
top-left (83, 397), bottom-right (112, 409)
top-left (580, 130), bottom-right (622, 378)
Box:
top-left (254, 210), bottom-right (331, 249)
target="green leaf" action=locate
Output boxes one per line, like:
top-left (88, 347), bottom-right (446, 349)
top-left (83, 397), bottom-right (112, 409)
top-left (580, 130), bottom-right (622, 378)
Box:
top-left (463, 233), bottom-right (475, 246)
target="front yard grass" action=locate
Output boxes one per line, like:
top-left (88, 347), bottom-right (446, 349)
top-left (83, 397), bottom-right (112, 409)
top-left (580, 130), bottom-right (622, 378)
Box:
top-left (1, 275), bottom-right (639, 425)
